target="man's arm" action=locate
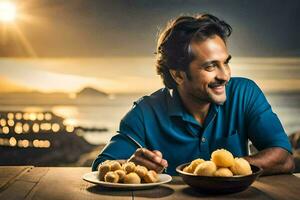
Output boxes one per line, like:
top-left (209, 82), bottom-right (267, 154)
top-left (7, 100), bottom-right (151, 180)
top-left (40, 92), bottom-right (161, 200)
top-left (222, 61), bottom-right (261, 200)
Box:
top-left (92, 102), bottom-right (168, 172)
top-left (244, 147), bottom-right (295, 176)
top-left (243, 80), bottom-right (294, 175)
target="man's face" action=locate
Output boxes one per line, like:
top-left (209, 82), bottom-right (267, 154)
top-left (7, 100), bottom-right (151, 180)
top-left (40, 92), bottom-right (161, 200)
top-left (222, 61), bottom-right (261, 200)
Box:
top-left (179, 35), bottom-right (231, 105)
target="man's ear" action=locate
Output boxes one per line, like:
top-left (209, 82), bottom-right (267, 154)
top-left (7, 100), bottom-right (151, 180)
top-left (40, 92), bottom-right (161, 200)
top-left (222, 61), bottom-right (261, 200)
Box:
top-left (169, 69), bottom-right (185, 85)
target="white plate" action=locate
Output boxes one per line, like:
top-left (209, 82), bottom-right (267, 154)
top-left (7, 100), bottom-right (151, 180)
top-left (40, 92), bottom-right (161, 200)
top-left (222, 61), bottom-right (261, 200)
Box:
top-left (82, 171), bottom-right (172, 189)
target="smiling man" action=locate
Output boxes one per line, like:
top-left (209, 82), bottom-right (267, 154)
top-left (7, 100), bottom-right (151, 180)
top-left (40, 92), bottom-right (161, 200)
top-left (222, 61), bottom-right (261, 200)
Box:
top-left (92, 14), bottom-right (294, 175)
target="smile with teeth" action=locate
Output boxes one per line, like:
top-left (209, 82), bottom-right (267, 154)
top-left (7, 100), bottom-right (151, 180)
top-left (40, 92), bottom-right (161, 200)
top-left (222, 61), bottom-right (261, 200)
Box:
top-left (210, 85), bottom-right (225, 94)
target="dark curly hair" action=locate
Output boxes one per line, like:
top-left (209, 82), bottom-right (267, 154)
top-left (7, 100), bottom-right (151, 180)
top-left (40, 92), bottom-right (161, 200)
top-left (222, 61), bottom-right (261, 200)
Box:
top-left (155, 14), bottom-right (232, 89)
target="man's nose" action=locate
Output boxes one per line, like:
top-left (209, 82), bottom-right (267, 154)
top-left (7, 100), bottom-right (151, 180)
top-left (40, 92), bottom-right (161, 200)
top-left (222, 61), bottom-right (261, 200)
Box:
top-left (216, 64), bottom-right (230, 82)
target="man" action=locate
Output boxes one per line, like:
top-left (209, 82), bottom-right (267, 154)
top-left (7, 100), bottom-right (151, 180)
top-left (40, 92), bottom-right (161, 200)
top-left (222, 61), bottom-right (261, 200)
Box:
top-left (92, 14), bottom-right (294, 175)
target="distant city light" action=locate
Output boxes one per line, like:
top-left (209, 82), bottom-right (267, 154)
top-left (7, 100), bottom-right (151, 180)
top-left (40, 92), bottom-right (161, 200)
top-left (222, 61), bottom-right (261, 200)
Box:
top-left (7, 119), bottom-right (14, 126)
top-left (23, 123), bottom-right (30, 133)
top-left (15, 112), bottom-right (22, 120)
top-left (29, 113), bottom-right (37, 121)
top-left (45, 113), bottom-right (52, 121)
top-left (66, 125), bottom-right (74, 133)
top-left (23, 113), bottom-right (29, 120)
top-left (41, 140), bottom-right (51, 148)
top-left (37, 113), bottom-right (44, 121)
top-left (51, 123), bottom-right (60, 132)
top-left (2, 126), bottom-right (9, 134)
top-left (33, 139), bottom-right (39, 147)
top-left (33, 139), bottom-right (51, 148)
top-left (9, 137), bottom-right (17, 147)
top-left (22, 140), bottom-right (29, 148)
top-left (32, 123), bottom-right (39, 133)
top-left (0, 119), bottom-right (6, 126)
top-left (7, 112), bottom-right (14, 119)
top-left (14, 123), bottom-right (23, 134)
top-left (0, 111), bottom-right (75, 150)
top-left (17, 140), bottom-right (22, 147)
top-left (40, 123), bottom-right (52, 131)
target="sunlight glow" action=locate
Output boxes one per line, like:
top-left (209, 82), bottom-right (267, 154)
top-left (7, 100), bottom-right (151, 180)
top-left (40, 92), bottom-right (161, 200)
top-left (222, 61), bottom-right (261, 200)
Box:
top-left (0, 1), bottom-right (16, 23)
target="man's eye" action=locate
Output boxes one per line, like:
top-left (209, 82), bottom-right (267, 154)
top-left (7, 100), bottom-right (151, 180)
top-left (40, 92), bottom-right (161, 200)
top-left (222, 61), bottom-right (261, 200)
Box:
top-left (224, 61), bottom-right (230, 66)
top-left (205, 65), bottom-right (216, 71)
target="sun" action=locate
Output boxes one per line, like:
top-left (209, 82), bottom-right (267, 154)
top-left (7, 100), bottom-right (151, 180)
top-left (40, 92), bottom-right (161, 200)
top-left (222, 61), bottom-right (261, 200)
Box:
top-left (0, 1), bottom-right (17, 23)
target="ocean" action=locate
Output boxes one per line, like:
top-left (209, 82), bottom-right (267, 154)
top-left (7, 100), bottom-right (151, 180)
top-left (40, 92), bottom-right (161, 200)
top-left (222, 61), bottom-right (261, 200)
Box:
top-left (1, 57), bottom-right (300, 145)
top-left (0, 91), bottom-right (299, 145)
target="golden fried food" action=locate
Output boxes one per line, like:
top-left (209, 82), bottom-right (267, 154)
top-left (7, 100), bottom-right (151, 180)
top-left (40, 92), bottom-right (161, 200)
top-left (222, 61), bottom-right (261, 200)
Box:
top-left (104, 171), bottom-right (119, 183)
top-left (114, 169), bottom-right (126, 182)
top-left (211, 149), bottom-right (234, 167)
top-left (135, 165), bottom-right (148, 178)
top-left (98, 163), bottom-right (111, 181)
top-left (230, 158), bottom-right (252, 175)
top-left (183, 158), bottom-right (205, 173)
top-left (124, 172), bottom-right (141, 184)
top-left (122, 162), bottom-right (136, 174)
top-left (194, 161), bottom-right (217, 176)
top-left (182, 149), bottom-right (253, 177)
top-left (110, 161), bottom-right (122, 171)
top-left (98, 160), bottom-right (162, 184)
top-left (143, 170), bottom-right (159, 183)
top-left (183, 165), bottom-right (192, 173)
top-left (190, 158), bottom-right (205, 172)
top-left (214, 168), bottom-right (233, 177)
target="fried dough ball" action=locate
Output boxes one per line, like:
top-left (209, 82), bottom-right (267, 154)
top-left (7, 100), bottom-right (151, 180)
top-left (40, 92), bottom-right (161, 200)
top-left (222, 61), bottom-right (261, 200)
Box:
top-left (135, 165), bottom-right (148, 178)
top-left (98, 163), bottom-right (111, 181)
top-left (211, 149), bottom-right (234, 168)
top-left (122, 162), bottom-right (136, 174)
top-left (183, 158), bottom-right (205, 173)
top-left (189, 158), bottom-right (205, 172)
top-left (143, 170), bottom-right (159, 183)
top-left (230, 158), bottom-right (252, 175)
top-left (194, 161), bottom-right (217, 176)
top-left (114, 169), bottom-right (126, 182)
top-left (110, 161), bottom-right (122, 171)
top-left (104, 171), bottom-right (119, 183)
top-left (124, 172), bottom-right (141, 184)
top-left (183, 165), bottom-right (193, 173)
top-left (214, 168), bottom-right (233, 177)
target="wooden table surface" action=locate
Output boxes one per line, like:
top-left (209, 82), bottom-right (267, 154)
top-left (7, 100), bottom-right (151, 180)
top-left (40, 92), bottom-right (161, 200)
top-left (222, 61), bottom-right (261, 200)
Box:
top-left (0, 166), bottom-right (300, 200)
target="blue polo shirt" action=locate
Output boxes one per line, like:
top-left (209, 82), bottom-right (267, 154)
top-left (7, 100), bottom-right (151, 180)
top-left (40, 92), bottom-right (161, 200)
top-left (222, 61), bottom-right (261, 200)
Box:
top-left (92, 77), bottom-right (292, 175)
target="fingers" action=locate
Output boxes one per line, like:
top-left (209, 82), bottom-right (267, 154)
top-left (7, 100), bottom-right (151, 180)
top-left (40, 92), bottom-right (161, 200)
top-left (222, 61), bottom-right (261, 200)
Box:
top-left (145, 149), bottom-right (163, 164)
top-left (153, 150), bottom-right (168, 167)
top-left (152, 150), bottom-right (162, 158)
top-left (135, 148), bottom-right (160, 164)
top-left (130, 148), bottom-right (168, 171)
top-left (130, 154), bottom-right (165, 173)
top-left (138, 148), bottom-right (168, 167)
top-left (160, 159), bottom-right (168, 168)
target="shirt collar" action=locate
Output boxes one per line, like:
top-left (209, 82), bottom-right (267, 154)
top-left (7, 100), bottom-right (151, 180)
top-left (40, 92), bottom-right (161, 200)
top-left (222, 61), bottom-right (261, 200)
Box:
top-left (166, 88), bottom-right (220, 126)
top-left (166, 88), bottom-right (184, 117)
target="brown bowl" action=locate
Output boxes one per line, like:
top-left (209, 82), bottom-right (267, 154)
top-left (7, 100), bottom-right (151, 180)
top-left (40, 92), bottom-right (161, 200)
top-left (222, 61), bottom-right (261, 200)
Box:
top-left (176, 162), bottom-right (263, 194)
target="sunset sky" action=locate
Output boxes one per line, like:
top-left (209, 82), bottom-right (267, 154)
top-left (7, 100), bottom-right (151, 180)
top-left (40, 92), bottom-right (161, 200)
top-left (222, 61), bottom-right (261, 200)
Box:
top-left (1, 57), bottom-right (300, 94)
top-left (0, 0), bottom-right (299, 57)
top-left (0, 0), bottom-right (300, 94)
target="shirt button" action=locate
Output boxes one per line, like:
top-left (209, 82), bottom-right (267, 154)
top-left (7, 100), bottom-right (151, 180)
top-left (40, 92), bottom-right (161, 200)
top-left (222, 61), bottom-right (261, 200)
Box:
top-left (201, 137), bottom-right (206, 143)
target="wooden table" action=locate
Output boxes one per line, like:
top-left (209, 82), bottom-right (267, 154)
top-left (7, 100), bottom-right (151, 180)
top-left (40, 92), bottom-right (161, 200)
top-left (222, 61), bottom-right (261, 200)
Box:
top-left (0, 167), bottom-right (299, 200)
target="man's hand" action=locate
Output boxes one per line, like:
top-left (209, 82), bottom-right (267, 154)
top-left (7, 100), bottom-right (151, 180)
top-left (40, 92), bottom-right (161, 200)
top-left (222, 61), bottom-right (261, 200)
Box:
top-left (244, 147), bottom-right (295, 176)
top-left (128, 148), bottom-right (168, 173)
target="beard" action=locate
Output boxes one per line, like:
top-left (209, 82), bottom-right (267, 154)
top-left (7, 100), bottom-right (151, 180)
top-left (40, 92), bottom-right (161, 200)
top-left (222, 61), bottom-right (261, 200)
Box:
top-left (207, 88), bottom-right (227, 105)
top-left (184, 83), bottom-right (228, 106)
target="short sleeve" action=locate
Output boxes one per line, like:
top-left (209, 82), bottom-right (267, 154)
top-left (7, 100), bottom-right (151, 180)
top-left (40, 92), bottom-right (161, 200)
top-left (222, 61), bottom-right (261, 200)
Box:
top-left (245, 80), bottom-right (292, 154)
top-left (91, 103), bottom-right (146, 171)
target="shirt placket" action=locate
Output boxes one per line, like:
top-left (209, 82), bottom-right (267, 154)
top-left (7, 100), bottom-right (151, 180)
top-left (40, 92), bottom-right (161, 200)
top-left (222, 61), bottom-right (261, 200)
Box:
top-left (199, 105), bottom-right (218, 154)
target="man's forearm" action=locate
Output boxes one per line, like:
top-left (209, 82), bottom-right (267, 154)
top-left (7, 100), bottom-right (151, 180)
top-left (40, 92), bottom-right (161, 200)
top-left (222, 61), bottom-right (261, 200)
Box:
top-left (244, 147), bottom-right (295, 176)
